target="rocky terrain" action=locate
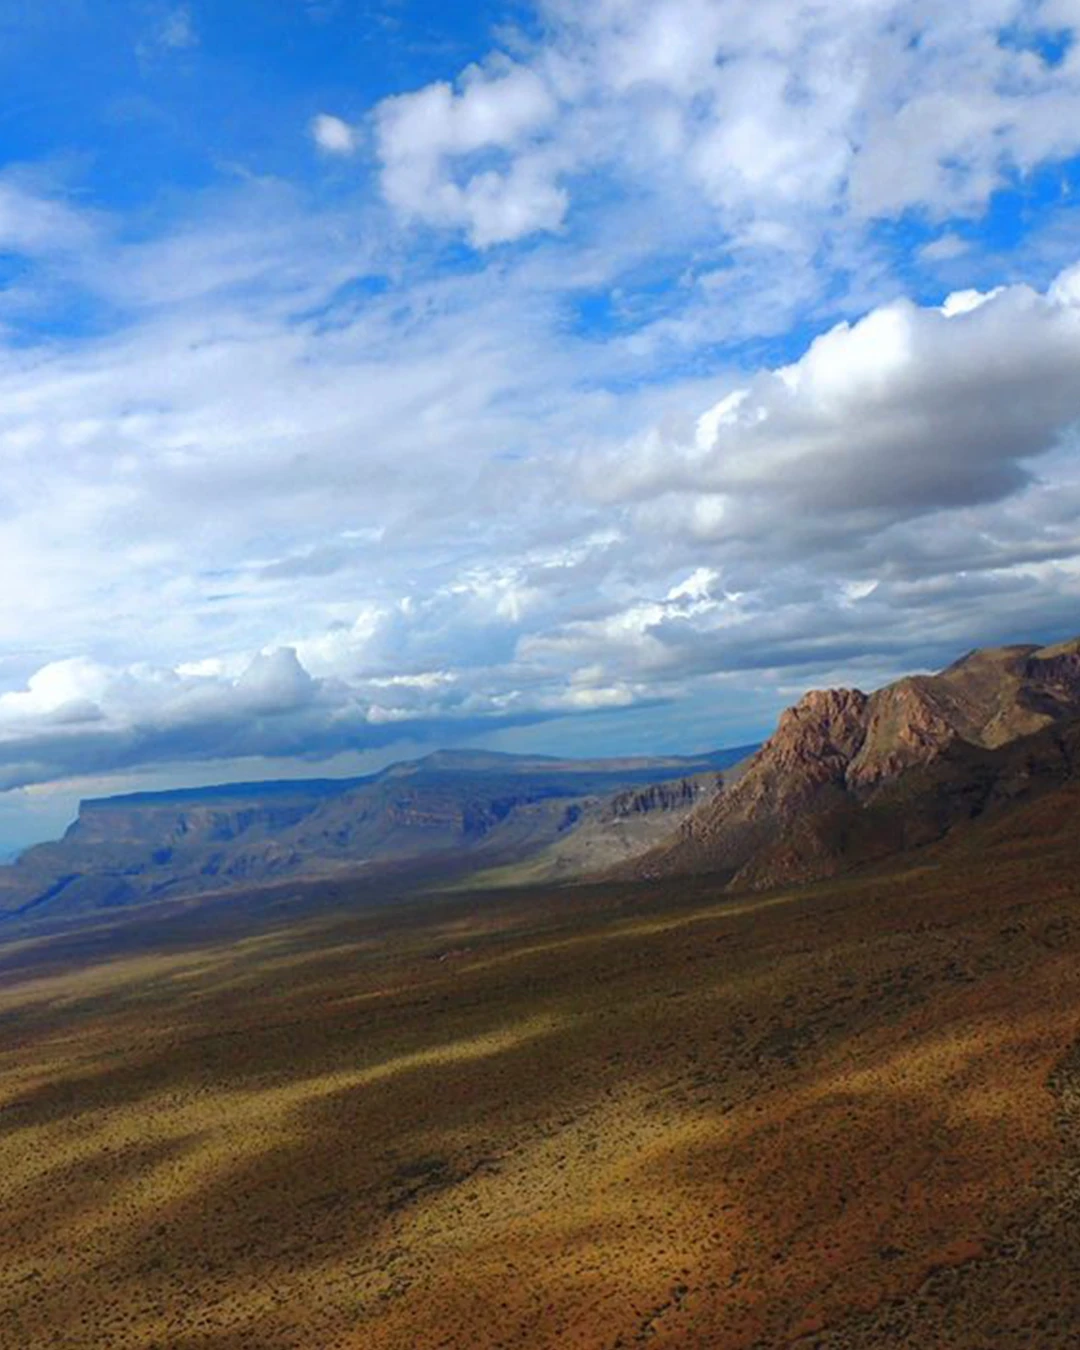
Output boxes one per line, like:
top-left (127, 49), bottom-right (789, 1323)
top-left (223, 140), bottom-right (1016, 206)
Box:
top-left (0, 747), bottom-right (750, 927)
top-left (629, 637), bottom-right (1080, 890)
top-left (3, 765), bottom-right (1080, 1347)
top-left (6, 634), bottom-right (1080, 928)
top-left (5, 635), bottom-right (1080, 1346)
top-left (470, 771), bottom-right (727, 886)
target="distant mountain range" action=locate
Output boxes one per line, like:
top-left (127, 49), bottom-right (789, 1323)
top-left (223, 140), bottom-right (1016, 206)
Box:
top-left (4, 633), bottom-right (1080, 930)
top-left (0, 745), bottom-right (753, 925)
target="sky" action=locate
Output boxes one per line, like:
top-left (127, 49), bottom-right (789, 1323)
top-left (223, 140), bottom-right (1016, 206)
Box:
top-left (1, 0), bottom-right (1080, 850)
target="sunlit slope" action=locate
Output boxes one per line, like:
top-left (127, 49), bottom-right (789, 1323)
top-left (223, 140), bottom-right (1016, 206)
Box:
top-left (628, 637), bottom-right (1080, 889)
top-left (2, 775), bottom-right (1080, 1347)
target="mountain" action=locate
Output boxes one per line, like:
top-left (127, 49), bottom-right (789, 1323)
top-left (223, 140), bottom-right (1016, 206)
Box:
top-left (0, 744), bottom-right (754, 925)
top-left (463, 769), bottom-right (728, 887)
top-left (626, 637), bottom-right (1080, 890)
top-left (6, 633), bottom-right (1078, 929)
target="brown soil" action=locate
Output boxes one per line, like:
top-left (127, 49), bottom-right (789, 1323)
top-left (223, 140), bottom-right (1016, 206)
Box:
top-left (2, 786), bottom-right (1080, 1348)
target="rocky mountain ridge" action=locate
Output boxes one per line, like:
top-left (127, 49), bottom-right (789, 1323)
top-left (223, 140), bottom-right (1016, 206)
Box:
top-left (4, 634), bottom-right (1079, 926)
top-left (0, 746), bottom-right (751, 925)
top-left (629, 637), bottom-right (1080, 889)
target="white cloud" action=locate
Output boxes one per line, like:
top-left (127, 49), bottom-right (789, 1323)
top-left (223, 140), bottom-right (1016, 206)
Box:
top-left (370, 0), bottom-right (1080, 257)
top-left (2, 16), bottom-right (1080, 804)
top-left (594, 266), bottom-right (1080, 535)
top-left (234, 648), bottom-right (315, 715)
top-left (1051, 260), bottom-right (1080, 305)
top-left (938, 286), bottom-right (1005, 317)
top-left (375, 61), bottom-right (564, 244)
top-left (311, 113), bottom-right (358, 156)
top-left (0, 178), bottom-right (98, 257)
top-left (160, 7), bottom-right (198, 49)
top-left (0, 188), bottom-right (1078, 793)
top-left (920, 232), bottom-right (972, 263)
top-left (0, 658), bottom-right (110, 724)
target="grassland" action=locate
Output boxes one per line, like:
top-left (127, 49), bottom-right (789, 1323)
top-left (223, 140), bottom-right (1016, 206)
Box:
top-left (2, 786), bottom-right (1080, 1348)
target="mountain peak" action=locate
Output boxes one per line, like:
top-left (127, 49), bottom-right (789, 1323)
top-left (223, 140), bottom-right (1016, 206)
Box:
top-left (773, 687), bottom-right (869, 763)
top-left (627, 632), bottom-right (1080, 888)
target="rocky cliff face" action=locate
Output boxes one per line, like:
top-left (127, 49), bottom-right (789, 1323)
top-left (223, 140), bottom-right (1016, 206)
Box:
top-left (606, 776), bottom-right (709, 819)
top-left (847, 641), bottom-right (1080, 787)
top-left (630, 636), bottom-right (1080, 889)
top-left (0, 748), bottom-right (753, 925)
top-left (468, 773), bottom-right (726, 887)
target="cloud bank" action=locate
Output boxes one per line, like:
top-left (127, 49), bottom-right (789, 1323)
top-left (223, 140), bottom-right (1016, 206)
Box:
top-left (0, 1), bottom-right (1079, 804)
top-left (373, 0), bottom-right (1080, 256)
top-left (0, 225), bottom-right (1078, 788)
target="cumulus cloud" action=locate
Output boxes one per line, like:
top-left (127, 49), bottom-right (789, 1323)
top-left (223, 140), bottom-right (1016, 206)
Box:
top-left (371, 0), bottom-right (1080, 252)
top-left (0, 647), bottom-right (411, 789)
top-left (2, 8), bottom-right (1080, 807)
top-left (593, 270), bottom-right (1080, 544)
top-left (311, 113), bottom-right (358, 155)
top-left (0, 188), bottom-right (1078, 793)
top-left (375, 60), bottom-right (566, 244)
top-left (0, 637), bottom-right (596, 789)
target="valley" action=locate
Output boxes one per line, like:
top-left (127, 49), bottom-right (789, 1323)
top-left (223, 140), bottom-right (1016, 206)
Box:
top-left (5, 634), bottom-right (1080, 1347)
top-left (7, 8), bottom-right (1080, 1346)
top-left (3, 779), bottom-right (1080, 1348)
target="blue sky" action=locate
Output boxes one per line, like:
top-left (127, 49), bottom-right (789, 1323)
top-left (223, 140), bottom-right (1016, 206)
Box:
top-left (1, 0), bottom-right (1080, 850)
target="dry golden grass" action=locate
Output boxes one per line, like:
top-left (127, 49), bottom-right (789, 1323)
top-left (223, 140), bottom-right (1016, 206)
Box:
top-left (3, 788), bottom-right (1080, 1347)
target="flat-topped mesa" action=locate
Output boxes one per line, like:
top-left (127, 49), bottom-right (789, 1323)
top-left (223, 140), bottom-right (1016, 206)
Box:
top-left (0, 745), bottom-right (756, 923)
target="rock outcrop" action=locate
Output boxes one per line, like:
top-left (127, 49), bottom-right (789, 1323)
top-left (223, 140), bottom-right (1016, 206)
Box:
top-left (630, 637), bottom-right (1080, 890)
top-left (0, 747), bottom-right (753, 924)
top-left (606, 777), bottom-right (707, 819)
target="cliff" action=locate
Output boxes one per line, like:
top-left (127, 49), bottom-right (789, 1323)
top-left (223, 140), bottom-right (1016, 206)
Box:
top-left (0, 746), bottom-right (753, 924)
top-left (629, 637), bottom-right (1080, 889)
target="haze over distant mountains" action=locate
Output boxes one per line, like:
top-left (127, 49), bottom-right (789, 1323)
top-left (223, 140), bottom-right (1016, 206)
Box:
top-left (4, 633), bottom-right (1080, 930)
top-left (0, 746), bottom-right (751, 926)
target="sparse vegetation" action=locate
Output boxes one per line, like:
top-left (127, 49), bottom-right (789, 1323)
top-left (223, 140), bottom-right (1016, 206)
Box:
top-left (3, 782), bottom-right (1080, 1347)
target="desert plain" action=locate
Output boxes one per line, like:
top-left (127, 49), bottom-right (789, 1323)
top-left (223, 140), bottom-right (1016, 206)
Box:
top-left (2, 783), bottom-right (1080, 1349)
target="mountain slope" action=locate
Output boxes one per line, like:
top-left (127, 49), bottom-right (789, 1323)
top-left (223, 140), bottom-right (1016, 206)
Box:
top-left (628, 637), bottom-right (1080, 889)
top-left (0, 745), bottom-right (754, 924)
top-left (465, 770), bottom-right (731, 887)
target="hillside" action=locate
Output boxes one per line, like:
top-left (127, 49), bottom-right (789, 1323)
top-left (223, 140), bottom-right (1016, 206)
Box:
top-left (0, 745), bottom-right (752, 926)
top-left (627, 637), bottom-right (1080, 889)
top-left (5, 755), bottom-right (1080, 1347)
top-left (6, 633), bottom-right (1080, 926)
top-left (459, 770), bottom-right (725, 887)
